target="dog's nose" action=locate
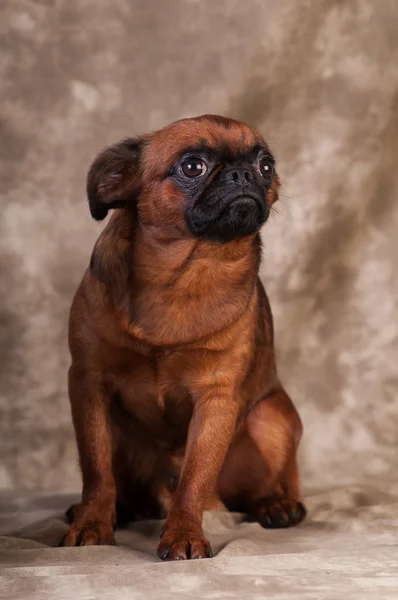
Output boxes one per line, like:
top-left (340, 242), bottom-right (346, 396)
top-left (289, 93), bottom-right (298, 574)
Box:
top-left (228, 168), bottom-right (253, 187)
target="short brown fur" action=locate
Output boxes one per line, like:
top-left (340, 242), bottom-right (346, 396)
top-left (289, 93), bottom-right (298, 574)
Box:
top-left (62, 115), bottom-right (306, 560)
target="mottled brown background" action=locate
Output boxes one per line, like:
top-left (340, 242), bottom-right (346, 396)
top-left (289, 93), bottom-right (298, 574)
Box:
top-left (1, 0), bottom-right (397, 493)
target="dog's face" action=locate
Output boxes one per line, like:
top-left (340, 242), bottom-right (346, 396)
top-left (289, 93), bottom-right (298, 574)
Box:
top-left (87, 115), bottom-right (280, 243)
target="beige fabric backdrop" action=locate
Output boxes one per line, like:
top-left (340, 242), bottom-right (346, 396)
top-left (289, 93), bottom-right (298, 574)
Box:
top-left (1, 0), bottom-right (397, 493)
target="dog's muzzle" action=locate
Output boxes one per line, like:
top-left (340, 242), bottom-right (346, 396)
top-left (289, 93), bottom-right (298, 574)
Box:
top-left (186, 167), bottom-right (269, 243)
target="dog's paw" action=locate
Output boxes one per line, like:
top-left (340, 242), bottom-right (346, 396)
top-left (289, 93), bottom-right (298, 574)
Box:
top-left (60, 520), bottom-right (116, 547)
top-left (253, 498), bottom-right (307, 529)
top-left (157, 520), bottom-right (213, 561)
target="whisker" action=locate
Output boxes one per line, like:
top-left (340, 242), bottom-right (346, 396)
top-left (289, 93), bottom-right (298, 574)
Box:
top-left (271, 205), bottom-right (287, 218)
top-left (278, 193), bottom-right (295, 201)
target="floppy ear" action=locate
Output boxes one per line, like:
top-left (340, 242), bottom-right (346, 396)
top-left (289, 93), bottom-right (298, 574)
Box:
top-left (87, 137), bottom-right (143, 220)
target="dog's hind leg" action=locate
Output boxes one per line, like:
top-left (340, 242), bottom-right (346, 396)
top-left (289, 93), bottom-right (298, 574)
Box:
top-left (218, 387), bottom-right (306, 528)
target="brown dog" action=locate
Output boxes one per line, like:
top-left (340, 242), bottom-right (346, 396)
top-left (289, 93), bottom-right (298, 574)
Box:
top-left (61, 114), bottom-right (306, 560)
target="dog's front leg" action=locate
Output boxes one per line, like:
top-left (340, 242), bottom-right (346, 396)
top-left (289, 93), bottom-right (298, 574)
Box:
top-left (157, 388), bottom-right (239, 560)
top-left (61, 366), bottom-right (116, 546)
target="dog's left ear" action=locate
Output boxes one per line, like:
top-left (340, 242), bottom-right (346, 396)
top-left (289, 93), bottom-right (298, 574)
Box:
top-left (87, 137), bottom-right (143, 220)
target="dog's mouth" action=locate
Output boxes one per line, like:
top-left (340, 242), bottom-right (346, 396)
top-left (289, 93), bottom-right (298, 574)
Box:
top-left (229, 194), bottom-right (259, 206)
top-left (226, 195), bottom-right (261, 212)
top-left (218, 193), bottom-right (265, 222)
top-left (193, 193), bottom-right (263, 224)
top-left (186, 191), bottom-right (268, 242)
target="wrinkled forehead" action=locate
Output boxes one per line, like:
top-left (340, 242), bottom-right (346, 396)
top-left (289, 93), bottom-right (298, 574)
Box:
top-left (142, 115), bottom-right (268, 175)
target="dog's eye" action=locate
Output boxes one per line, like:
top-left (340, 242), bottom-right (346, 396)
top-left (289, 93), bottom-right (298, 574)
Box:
top-left (259, 159), bottom-right (274, 180)
top-left (181, 158), bottom-right (207, 178)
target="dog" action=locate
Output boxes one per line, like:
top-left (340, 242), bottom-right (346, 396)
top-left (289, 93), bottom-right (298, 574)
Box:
top-left (61, 114), bottom-right (306, 560)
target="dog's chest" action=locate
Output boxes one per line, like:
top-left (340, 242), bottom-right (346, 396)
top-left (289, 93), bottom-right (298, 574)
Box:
top-left (109, 351), bottom-right (193, 436)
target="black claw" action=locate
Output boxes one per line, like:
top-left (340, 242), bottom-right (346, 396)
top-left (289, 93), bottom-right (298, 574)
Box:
top-left (275, 513), bottom-right (289, 527)
top-left (207, 549), bottom-right (213, 558)
top-left (193, 555), bottom-right (200, 559)
top-left (158, 548), bottom-right (170, 560)
top-left (287, 508), bottom-right (301, 523)
top-left (177, 555), bottom-right (185, 561)
top-left (261, 514), bottom-right (273, 528)
top-left (297, 502), bottom-right (307, 517)
top-left (262, 512), bottom-right (288, 529)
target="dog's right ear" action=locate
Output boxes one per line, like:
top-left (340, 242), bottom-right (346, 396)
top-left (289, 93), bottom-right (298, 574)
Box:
top-left (87, 137), bottom-right (143, 220)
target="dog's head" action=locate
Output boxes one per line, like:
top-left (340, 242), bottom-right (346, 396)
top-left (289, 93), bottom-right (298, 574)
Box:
top-left (87, 115), bottom-right (279, 243)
